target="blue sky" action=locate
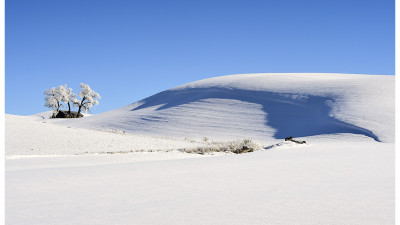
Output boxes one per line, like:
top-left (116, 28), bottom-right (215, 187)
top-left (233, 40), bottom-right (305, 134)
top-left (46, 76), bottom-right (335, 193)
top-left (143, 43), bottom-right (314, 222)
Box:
top-left (6, 0), bottom-right (394, 115)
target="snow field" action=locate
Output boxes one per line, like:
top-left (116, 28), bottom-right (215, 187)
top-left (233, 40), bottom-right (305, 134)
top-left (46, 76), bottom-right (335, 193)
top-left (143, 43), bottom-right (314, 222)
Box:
top-left (5, 73), bottom-right (395, 224)
top-left (5, 114), bottom-right (213, 156)
top-left (6, 139), bottom-right (394, 225)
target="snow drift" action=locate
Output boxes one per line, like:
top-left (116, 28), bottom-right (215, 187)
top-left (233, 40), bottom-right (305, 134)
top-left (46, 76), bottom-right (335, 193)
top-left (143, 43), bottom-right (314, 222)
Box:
top-left (57, 73), bottom-right (394, 143)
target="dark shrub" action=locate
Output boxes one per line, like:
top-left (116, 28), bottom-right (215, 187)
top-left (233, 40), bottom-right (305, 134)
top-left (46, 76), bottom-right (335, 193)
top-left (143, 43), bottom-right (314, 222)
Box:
top-left (54, 110), bottom-right (83, 118)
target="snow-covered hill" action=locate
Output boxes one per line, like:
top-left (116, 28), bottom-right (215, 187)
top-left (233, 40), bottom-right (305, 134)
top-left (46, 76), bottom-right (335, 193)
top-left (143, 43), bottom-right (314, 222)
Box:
top-left (6, 73), bottom-right (395, 225)
top-left (54, 73), bottom-right (394, 143)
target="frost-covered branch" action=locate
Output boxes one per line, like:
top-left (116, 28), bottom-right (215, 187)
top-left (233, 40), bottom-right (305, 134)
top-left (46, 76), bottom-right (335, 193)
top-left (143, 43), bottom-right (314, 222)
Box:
top-left (74, 83), bottom-right (101, 116)
top-left (44, 87), bottom-right (63, 116)
top-left (44, 83), bottom-right (100, 118)
top-left (57, 84), bottom-right (77, 114)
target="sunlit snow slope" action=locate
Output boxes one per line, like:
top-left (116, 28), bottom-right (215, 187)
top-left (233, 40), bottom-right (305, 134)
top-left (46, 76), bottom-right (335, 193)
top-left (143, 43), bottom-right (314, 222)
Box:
top-left (58, 73), bottom-right (394, 143)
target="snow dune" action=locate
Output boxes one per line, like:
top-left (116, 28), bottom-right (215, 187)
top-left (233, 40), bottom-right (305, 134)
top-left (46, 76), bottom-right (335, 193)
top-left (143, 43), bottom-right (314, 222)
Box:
top-left (57, 73), bottom-right (394, 143)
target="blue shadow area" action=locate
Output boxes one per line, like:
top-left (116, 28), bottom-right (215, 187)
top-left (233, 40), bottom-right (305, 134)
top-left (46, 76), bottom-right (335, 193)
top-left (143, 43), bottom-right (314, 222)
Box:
top-left (131, 87), bottom-right (380, 142)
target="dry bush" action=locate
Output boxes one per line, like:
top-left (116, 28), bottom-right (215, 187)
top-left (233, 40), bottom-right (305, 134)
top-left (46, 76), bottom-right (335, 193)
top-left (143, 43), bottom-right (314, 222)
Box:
top-left (180, 138), bottom-right (261, 155)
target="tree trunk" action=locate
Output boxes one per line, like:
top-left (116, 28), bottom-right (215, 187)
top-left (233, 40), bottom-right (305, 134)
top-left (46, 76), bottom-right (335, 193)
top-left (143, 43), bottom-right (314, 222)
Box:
top-left (67, 102), bottom-right (71, 117)
top-left (76, 97), bottom-right (85, 118)
top-left (56, 101), bottom-right (61, 113)
top-left (77, 105), bottom-right (82, 118)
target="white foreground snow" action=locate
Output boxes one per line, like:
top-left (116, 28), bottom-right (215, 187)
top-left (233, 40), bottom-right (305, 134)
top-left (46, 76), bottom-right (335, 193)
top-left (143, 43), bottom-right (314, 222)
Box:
top-left (6, 73), bottom-right (395, 225)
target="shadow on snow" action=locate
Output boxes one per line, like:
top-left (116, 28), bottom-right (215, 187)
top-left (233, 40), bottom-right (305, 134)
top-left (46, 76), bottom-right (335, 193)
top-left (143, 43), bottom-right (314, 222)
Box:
top-left (130, 87), bottom-right (380, 142)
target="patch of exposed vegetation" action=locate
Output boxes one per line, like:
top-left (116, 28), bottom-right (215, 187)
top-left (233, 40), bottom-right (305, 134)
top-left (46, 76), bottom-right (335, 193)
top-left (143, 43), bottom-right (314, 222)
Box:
top-left (81, 139), bottom-right (262, 155)
top-left (180, 139), bottom-right (262, 155)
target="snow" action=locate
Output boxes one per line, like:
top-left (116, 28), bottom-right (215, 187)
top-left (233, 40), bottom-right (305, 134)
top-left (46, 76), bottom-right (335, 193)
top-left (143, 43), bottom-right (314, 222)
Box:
top-left (52, 73), bottom-right (394, 143)
top-left (5, 114), bottom-right (210, 156)
top-left (6, 138), bottom-right (394, 225)
top-left (5, 73), bottom-right (395, 224)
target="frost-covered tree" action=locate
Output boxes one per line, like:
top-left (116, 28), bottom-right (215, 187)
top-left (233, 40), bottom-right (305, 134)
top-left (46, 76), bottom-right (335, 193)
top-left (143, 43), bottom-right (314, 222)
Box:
top-left (73, 83), bottom-right (101, 116)
top-left (45, 83), bottom-right (100, 118)
top-left (57, 84), bottom-right (77, 115)
top-left (44, 87), bottom-right (63, 116)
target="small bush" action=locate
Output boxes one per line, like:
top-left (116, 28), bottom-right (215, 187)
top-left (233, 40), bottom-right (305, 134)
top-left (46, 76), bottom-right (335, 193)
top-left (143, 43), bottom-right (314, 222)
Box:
top-left (180, 138), bottom-right (261, 155)
top-left (105, 129), bottom-right (126, 134)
